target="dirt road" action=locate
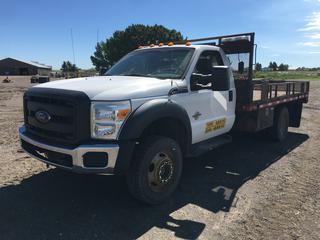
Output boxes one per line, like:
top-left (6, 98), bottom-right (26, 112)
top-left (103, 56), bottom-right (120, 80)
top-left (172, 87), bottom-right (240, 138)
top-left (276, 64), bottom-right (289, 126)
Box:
top-left (0, 76), bottom-right (319, 240)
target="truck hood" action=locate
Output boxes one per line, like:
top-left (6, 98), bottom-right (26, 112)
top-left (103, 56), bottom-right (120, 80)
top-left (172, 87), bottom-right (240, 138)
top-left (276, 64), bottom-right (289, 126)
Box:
top-left (34, 76), bottom-right (180, 100)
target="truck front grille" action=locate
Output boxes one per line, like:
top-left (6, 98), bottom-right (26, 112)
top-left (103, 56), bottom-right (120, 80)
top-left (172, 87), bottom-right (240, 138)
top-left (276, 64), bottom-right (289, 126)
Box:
top-left (23, 87), bottom-right (91, 146)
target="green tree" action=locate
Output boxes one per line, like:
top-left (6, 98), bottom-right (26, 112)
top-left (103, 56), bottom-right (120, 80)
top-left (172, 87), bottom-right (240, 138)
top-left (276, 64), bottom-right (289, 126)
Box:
top-left (273, 62), bottom-right (278, 71)
top-left (269, 61), bottom-right (278, 71)
top-left (61, 61), bottom-right (79, 72)
top-left (91, 24), bottom-right (185, 71)
top-left (278, 63), bottom-right (289, 71)
top-left (61, 61), bottom-right (68, 72)
top-left (255, 63), bottom-right (262, 71)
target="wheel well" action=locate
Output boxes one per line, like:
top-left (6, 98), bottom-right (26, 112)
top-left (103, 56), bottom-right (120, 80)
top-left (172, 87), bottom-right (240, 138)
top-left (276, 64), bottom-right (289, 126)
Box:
top-left (139, 117), bottom-right (189, 155)
top-left (275, 101), bottom-right (303, 128)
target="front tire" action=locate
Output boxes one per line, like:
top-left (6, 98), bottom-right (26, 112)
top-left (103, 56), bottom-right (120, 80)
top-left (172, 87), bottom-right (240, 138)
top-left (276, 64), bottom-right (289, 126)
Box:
top-left (126, 136), bottom-right (183, 205)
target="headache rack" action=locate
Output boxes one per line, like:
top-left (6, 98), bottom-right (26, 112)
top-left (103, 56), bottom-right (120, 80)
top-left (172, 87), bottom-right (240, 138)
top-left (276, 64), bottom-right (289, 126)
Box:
top-left (173, 32), bottom-right (309, 110)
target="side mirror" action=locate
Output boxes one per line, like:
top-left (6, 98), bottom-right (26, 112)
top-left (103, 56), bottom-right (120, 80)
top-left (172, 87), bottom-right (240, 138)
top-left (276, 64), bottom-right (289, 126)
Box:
top-left (238, 61), bottom-right (244, 74)
top-left (211, 66), bottom-right (230, 91)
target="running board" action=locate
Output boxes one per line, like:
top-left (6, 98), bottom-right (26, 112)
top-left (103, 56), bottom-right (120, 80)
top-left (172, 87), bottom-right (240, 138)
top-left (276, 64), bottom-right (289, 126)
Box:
top-left (188, 134), bottom-right (232, 157)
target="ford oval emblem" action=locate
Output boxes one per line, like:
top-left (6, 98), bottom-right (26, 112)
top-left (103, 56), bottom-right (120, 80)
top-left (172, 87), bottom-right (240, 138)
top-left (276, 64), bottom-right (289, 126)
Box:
top-left (35, 110), bottom-right (51, 124)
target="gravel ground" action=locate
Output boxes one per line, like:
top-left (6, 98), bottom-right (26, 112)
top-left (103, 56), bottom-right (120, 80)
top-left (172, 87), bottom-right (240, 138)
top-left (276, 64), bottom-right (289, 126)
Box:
top-left (0, 76), bottom-right (319, 240)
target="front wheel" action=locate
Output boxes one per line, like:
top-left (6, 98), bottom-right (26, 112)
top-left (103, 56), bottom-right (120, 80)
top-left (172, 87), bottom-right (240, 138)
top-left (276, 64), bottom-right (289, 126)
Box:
top-left (126, 136), bottom-right (183, 205)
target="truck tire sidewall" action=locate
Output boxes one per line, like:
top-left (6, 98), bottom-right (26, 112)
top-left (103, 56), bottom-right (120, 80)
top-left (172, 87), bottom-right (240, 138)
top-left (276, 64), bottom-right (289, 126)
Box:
top-left (275, 107), bottom-right (289, 141)
top-left (127, 136), bottom-right (183, 205)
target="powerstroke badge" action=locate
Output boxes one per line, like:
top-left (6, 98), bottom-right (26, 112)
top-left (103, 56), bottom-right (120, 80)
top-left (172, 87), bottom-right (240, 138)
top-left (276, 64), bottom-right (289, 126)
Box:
top-left (205, 118), bottom-right (226, 133)
top-left (192, 111), bottom-right (202, 120)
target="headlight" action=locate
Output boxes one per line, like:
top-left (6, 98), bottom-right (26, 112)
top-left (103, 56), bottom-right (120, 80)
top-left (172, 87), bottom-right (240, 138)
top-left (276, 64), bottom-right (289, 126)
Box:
top-left (91, 101), bottom-right (131, 139)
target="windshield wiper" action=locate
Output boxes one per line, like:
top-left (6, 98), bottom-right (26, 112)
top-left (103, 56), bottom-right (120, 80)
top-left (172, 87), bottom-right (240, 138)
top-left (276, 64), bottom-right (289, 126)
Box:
top-left (106, 73), bottom-right (162, 80)
top-left (124, 74), bottom-right (164, 79)
top-left (123, 73), bottom-right (151, 77)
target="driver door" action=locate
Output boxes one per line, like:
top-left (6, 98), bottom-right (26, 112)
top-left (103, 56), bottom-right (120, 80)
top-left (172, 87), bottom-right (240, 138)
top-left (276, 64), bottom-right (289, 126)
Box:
top-left (183, 50), bottom-right (234, 143)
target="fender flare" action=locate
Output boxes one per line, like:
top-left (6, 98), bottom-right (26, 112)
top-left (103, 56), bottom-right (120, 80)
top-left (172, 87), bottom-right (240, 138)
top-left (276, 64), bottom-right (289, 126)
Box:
top-left (119, 99), bottom-right (192, 143)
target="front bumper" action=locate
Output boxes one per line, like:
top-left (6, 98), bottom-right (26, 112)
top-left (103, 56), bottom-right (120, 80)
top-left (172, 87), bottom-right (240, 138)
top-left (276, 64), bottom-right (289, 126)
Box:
top-left (19, 126), bottom-right (119, 174)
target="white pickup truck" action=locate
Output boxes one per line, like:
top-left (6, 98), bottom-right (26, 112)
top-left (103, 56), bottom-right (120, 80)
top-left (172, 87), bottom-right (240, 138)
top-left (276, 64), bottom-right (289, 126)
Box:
top-left (19, 33), bottom-right (309, 204)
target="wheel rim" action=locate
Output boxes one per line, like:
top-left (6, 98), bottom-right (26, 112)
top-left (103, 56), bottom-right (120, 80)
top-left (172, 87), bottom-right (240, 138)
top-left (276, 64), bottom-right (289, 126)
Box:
top-left (148, 152), bottom-right (174, 192)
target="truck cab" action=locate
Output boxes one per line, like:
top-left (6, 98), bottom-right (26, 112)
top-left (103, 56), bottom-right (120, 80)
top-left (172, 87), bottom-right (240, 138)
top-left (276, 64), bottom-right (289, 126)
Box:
top-left (19, 33), bottom-right (309, 204)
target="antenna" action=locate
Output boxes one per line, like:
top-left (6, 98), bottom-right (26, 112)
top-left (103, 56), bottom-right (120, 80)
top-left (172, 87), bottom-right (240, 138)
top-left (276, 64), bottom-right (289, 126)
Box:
top-left (70, 28), bottom-right (76, 65)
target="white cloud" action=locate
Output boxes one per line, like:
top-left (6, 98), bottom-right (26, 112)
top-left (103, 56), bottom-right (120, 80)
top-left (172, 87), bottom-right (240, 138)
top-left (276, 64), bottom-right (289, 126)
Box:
top-left (303, 0), bottom-right (320, 3)
top-left (305, 33), bottom-right (320, 39)
top-left (298, 11), bottom-right (320, 47)
top-left (300, 41), bottom-right (320, 46)
top-left (298, 12), bottom-right (320, 31)
top-left (308, 51), bottom-right (320, 54)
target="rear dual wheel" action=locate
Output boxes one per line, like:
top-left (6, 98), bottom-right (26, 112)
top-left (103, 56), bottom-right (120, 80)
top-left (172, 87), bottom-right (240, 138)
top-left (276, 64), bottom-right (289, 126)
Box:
top-left (269, 106), bottom-right (289, 142)
top-left (126, 136), bottom-right (183, 205)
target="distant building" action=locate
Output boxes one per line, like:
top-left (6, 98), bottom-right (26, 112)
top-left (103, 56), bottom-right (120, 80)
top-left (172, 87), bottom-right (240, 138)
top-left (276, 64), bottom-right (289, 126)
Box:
top-left (0, 57), bottom-right (52, 76)
top-left (261, 67), bottom-right (272, 72)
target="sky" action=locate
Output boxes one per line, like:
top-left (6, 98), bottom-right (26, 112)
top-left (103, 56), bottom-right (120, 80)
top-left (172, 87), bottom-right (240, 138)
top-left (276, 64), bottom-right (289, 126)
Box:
top-left (1, 0), bottom-right (319, 70)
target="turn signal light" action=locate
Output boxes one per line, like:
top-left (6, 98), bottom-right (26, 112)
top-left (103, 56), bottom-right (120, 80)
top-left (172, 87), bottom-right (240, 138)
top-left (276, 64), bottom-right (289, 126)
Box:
top-left (117, 109), bottom-right (130, 120)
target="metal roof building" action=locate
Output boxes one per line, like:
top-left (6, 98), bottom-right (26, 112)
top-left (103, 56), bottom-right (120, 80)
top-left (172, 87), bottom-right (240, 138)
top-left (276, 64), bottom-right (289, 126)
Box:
top-left (0, 57), bottom-right (52, 76)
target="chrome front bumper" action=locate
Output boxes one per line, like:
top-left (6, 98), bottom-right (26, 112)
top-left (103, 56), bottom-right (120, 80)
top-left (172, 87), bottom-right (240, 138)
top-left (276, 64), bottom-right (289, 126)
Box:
top-left (19, 126), bottom-right (119, 174)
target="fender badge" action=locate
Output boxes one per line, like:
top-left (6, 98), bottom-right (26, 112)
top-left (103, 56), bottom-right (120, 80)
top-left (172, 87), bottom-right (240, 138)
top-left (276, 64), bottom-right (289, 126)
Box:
top-left (192, 111), bottom-right (201, 120)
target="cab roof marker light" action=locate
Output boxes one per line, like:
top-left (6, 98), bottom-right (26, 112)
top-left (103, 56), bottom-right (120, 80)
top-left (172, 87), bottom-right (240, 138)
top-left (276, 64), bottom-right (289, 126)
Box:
top-left (185, 41), bottom-right (192, 46)
top-left (168, 42), bottom-right (174, 46)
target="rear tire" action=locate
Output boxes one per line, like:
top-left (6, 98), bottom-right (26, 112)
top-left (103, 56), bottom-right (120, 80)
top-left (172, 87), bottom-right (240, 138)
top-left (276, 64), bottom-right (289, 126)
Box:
top-left (269, 106), bottom-right (289, 142)
top-left (126, 136), bottom-right (183, 205)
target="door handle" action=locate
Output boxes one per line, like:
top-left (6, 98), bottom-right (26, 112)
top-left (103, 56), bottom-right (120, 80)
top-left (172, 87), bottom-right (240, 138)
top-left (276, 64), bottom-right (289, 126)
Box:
top-left (229, 90), bottom-right (233, 102)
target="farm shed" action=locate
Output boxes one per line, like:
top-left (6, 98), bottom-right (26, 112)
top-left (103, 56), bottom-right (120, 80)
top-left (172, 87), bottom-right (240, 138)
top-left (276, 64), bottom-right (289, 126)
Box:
top-left (0, 57), bottom-right (52, 76)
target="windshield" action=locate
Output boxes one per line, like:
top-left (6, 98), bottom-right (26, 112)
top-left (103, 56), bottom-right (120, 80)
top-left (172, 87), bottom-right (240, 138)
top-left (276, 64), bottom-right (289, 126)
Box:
top-left (106, 47), bottom-right (195, 79)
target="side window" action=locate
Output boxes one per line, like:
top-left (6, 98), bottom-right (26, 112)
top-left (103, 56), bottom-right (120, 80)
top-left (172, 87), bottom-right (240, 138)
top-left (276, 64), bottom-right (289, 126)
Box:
top-left (191, 51), bottom-right (224, 91)
top-left (194, 51), bottom-right (223, 75)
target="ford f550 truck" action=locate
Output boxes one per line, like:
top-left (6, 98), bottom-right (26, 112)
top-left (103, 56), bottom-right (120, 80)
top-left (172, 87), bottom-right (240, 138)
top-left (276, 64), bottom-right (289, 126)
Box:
top-left (19, 33), bottom-right (309, 204)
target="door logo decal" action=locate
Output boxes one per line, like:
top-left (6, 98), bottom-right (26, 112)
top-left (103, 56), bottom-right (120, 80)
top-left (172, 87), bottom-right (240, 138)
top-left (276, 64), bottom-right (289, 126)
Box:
top-left (192, 111), bottom-right (202, 120)
top-left (205, 118), bottom-right (226, 133)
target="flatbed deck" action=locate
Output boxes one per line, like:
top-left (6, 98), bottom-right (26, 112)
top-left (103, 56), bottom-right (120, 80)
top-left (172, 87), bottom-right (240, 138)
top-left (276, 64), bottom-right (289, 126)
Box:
top-left (237, 80), bottom-right (309, 111)
top-left (233, 79), bottom-right (309, 132)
